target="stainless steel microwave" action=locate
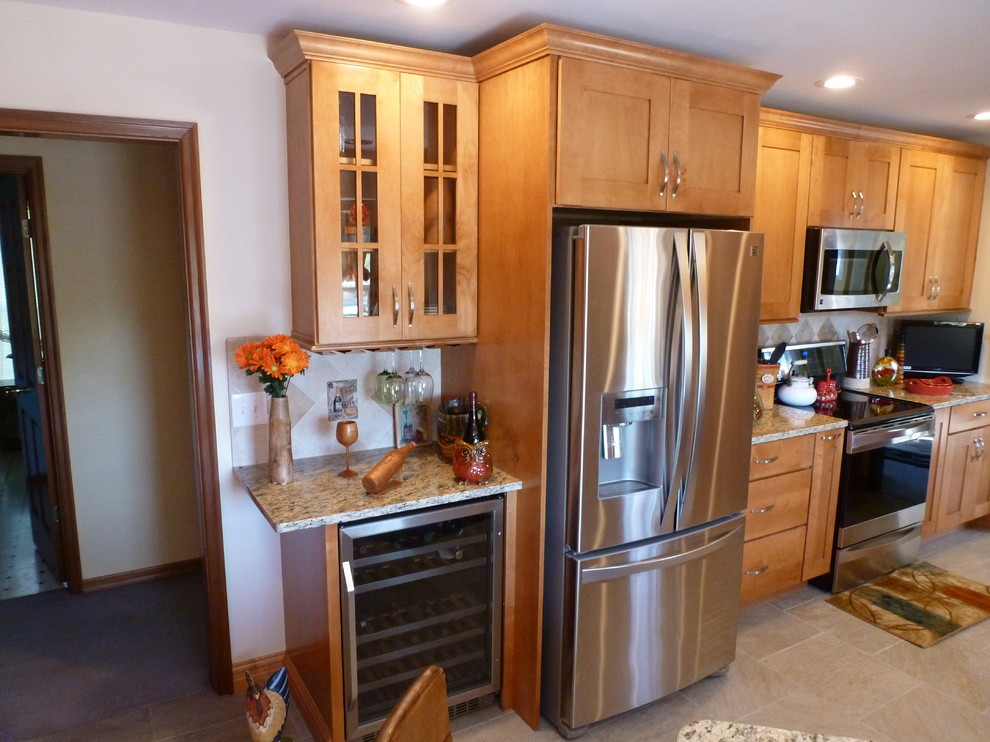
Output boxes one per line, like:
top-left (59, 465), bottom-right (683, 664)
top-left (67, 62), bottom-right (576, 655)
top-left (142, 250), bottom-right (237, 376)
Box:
top-left (801, 228), bottom-right (905, 311)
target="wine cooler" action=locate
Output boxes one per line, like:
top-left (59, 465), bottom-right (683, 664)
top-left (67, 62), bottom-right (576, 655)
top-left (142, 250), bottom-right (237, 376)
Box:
top-left (339, 496), bottom-right (504, 741)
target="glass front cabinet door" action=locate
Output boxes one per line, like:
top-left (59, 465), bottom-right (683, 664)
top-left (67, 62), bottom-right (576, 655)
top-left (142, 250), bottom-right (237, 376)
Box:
top-left (280, 38), bottom-right (478, 352)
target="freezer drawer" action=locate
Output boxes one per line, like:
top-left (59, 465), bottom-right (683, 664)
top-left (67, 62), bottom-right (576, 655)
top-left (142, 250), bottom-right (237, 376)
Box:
top-left (559, 515), bottom-right (744, 733)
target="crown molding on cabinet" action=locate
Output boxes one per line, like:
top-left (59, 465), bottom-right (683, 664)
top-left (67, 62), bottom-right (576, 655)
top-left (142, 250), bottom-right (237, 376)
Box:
top-left (472, 23), bottom-right (780, 94)
top-left (761, 108), bottom-right (990, 159)
top-left (269, 29), bottom-right (476, 82)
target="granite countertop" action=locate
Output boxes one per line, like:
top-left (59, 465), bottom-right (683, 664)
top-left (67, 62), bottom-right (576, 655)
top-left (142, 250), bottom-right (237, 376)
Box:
top-left (235, 444), bottom-right (522, 533)
top-left (677, 720), bottom-right (871, 741)
top-left (753, 380), bottom-right (990, 445)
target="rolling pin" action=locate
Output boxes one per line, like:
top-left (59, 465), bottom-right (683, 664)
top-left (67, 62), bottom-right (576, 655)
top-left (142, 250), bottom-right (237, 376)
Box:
top-left (362, 442), bottom-right (415, 495)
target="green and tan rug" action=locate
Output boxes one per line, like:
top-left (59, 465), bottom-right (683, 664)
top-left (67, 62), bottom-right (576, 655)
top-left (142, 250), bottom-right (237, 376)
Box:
top-left (827, 561), bottom-right (990, 647)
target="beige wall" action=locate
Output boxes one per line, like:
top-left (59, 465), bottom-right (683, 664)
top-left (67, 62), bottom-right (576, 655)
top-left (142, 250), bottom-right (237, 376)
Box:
top-left (0, 135), bottom-right (200, 579)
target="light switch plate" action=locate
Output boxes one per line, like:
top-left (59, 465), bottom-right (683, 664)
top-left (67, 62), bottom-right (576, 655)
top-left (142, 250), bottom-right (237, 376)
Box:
top-left (231, 392), bottom-right (268, 427)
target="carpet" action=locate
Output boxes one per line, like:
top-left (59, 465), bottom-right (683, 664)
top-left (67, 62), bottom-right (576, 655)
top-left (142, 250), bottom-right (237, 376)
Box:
top-left (827, 561), bottom-right (990, 647)
top-left (0, 571), bottom-right (212, 740)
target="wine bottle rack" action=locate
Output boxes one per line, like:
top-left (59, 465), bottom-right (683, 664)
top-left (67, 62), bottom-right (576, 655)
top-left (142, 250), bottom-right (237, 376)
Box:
top-left (340, 497), bottom-right (504, 741)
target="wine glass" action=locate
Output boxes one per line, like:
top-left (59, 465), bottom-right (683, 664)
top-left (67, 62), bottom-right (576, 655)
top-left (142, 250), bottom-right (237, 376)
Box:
top-left (408, 348), bottom-right (434, 403)
top-left (336, 421), bottom-right (359, 477)
top-left (381, 350), bottom-right (405, 405)
top-left (374, 362), bottom-right (390, 404)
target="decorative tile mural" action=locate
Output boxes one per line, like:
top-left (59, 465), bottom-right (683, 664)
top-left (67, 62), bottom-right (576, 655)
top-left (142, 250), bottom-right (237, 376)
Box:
top-left (226, 338), bottom-right (441, 467)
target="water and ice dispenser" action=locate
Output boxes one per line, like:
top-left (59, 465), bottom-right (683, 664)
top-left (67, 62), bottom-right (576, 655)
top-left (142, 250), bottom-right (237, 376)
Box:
top-left (598, 389), bottom-right (664, 497)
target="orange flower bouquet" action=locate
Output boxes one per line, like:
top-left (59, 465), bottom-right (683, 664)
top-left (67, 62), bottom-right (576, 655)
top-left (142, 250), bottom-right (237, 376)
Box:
top-left (235, 334), bottom-right (310, 398)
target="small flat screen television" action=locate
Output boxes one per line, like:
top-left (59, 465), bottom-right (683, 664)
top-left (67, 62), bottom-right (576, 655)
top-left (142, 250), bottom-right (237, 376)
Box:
top-left (900, 320), bottom-right (985, 381)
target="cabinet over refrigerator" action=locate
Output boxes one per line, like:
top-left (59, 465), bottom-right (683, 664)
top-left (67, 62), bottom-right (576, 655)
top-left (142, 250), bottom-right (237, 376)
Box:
top-left (543, 223), bottom-right (763, 737)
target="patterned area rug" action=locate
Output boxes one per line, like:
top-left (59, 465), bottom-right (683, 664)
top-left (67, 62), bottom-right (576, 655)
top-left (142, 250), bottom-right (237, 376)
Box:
top-left (827, 561), bottom-right (990, 647)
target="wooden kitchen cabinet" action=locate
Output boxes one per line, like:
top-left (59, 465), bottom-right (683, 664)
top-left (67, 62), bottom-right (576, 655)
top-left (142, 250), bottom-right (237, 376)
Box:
top-left (555, 57), bottom-right (764, 216)
top-left (752, 123), bottom-right (812, 323)
top-left (807, 135), bottom-right (900, 229)
top-left (270, 32), bottom-right (478, 352)
top-left (890, 149), bottom-right (986, 314)
top-left (931, 400), bottom-right (990, 533)
top-left (742, 428), bottom-right (845, 603)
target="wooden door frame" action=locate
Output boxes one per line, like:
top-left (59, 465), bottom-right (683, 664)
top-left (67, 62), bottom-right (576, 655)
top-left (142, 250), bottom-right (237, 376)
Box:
top-left (0, 108), bottom-right (233, 694)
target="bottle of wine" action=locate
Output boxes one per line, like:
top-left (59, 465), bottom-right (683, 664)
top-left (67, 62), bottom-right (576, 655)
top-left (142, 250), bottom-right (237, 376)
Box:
top-left (461, 391), bottom-right (484, 444)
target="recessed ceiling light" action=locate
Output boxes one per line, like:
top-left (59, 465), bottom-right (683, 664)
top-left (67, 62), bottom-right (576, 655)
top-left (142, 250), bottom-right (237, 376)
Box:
top-left (395, 0), bottom-right (453, 7)
top-left (968, 111), bottom-right (990, 121)
top-left (816, 75), bottom-right (862, 90)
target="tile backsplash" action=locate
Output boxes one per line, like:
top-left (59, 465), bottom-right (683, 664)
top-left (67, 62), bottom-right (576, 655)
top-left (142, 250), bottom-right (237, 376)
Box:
top-left (227, 338), bottom-right (441, 467)
top-left (759, 311), bottom-right (895, 363)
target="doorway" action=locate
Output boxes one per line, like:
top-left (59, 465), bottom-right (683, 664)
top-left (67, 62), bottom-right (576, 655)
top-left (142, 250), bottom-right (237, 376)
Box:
top-left (0, 108), bottom-right (231, 694)
top-left (0, 166), bottom-right (64, 598)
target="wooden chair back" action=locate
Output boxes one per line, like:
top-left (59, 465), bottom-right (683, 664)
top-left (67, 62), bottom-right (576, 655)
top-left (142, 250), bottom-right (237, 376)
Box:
top-left (376, 665), bottom-right (453, 742)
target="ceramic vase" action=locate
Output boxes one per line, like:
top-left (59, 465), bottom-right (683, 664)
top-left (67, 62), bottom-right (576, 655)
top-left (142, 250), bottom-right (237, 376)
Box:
top-left (453, 440), bottom-right (493, 485)
top-left (268, 396), bottom-right (293, 484)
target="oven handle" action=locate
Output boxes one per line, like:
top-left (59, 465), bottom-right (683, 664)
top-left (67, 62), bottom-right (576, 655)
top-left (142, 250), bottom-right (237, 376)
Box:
top-left (846, 416), bottom-right (934, 454)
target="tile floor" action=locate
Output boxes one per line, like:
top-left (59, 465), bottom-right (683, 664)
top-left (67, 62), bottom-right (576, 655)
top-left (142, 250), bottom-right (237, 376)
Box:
top-left (18, 525), bottom-right (990, 741)
top-left (0, 450), bottom-right (63, 600)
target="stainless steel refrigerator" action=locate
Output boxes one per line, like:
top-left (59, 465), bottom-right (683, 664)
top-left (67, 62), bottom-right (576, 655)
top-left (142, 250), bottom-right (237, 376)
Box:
top-left (543, 224), bottom-right (763, 737)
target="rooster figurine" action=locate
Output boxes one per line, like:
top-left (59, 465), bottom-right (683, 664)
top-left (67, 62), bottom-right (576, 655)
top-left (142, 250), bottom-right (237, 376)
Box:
top-left (245, 666), bottom-right (290, 742)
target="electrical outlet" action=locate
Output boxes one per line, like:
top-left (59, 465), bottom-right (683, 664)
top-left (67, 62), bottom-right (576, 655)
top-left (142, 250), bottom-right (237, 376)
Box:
top-left (231, 392), bottom-right (268, 427)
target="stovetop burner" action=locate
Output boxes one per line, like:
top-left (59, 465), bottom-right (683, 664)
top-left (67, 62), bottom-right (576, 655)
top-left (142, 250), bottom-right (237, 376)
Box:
top-left (814, 389), bottom-right (933, 430)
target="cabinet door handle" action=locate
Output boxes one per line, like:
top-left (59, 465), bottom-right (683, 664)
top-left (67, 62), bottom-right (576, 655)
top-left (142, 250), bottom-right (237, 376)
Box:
top-left (749, 504), bottom-right (775, 514)
top-left (975, 437), bottom-right (985, 459)
top-left (821, 433), bottom-right (841, 441)
top-left (754, 456), bottom-right (779, 465)
top-left (671, 151), bottom-right (682, 197)
top-left (407, 281), bottom-right (415, 327)
top-left (659, 149), bottom-right (669, 196)
top-left (973, 411), bottom-right (988, 418)
top-left (856, 191), bottom-right (865, 218)
top-left (849, 190), bottom-right (858, 220)
top-left (933, 277), bottom-right (941, 298)
top-left (926, 276), bottom-right (937, 301)
top-left (392, 284), bottom-right (399, 328)
top-left (745, 566), bottom-right (769, 576)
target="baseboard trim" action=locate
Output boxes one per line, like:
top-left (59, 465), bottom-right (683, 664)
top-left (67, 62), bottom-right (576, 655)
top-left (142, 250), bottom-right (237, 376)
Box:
top-left (233, 651), bottom-right (290, 693)
top-left (285, 654), bottom-right (332, 742)
top-left (80, 557), bottom-right (202, 593)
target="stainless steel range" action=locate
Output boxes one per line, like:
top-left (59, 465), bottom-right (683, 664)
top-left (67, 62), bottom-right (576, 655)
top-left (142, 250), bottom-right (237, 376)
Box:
top-left (763, 341), bottom-right (935, 592)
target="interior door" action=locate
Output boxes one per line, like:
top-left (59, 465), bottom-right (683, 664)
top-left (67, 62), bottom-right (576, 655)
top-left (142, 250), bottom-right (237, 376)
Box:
top-left (0, 169), bottom-right (60, 579)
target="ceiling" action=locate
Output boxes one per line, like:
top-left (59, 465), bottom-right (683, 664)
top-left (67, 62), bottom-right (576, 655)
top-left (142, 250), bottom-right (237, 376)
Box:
top-left (13, 0), bottom-right (990, 147)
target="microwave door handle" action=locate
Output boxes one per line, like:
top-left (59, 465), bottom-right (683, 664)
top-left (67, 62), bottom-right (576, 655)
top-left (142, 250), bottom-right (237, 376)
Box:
top-left (875, 240), bottom-right (896, 302)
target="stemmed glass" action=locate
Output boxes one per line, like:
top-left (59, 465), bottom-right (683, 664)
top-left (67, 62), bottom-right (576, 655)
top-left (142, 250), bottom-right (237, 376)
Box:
top-left (406, 348), bottom-right (434, 403)
top-left (374, 361), bottom-right (390, 404)
top-left (336, 421), bottom-right (358, 477)
top-left (380, 349), bottom-right (405, 405)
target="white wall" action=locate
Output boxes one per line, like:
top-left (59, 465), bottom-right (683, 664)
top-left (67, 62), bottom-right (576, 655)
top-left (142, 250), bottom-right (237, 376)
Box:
top-left (0, 135), bottom-right (200, 579)
top-left (0, 1), bottom-right (291, 662)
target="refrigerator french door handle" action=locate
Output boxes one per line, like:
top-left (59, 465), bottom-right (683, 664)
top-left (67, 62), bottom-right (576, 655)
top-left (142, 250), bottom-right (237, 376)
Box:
top-left (664, 231), bottom-right (697, 532)
top-left (578, 521), bottom-right (743, 583)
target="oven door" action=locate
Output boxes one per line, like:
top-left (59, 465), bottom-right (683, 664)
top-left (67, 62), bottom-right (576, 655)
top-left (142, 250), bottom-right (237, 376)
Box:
top-left (803, 228), bottom-right (904, 311)
top-left (836, 415), bottom-right (934, 548)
